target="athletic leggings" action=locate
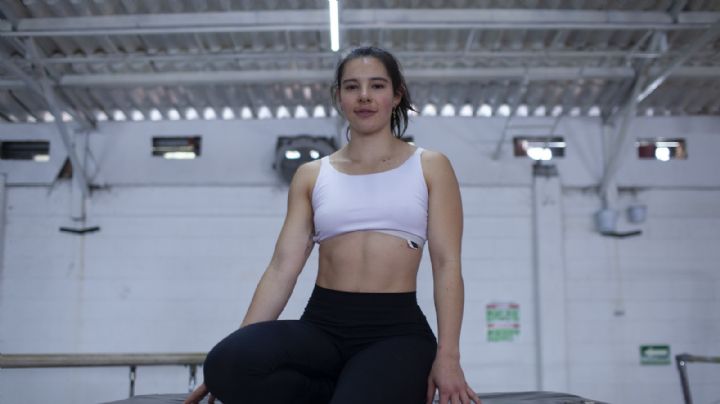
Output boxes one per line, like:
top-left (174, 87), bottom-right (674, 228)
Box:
top-left (203, 284), bottom-right (437, 404)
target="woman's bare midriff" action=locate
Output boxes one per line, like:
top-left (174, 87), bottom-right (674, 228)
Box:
top-left (315, 231), bottom-right (423, 293)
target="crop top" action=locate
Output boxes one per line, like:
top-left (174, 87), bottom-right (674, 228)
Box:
top-left (312, 147), bottom-right (428, 247)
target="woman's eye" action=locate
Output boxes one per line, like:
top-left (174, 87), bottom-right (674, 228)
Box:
top-left (344, 85), bottom-right (357, 90)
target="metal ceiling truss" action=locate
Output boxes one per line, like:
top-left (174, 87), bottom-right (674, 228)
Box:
top-left (599, 16), bottom-right (720, 204)
top-left (0, 47), bottom-right (91, 197)
top-left (636, 18), bottom-right (720, 103)
top-left (0, 3), bottom-right (719, 123)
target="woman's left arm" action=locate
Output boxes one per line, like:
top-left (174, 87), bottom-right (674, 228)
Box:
top-left (423, 151), bottom-right (480, 404)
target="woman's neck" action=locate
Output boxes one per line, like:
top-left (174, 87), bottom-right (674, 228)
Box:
top-left (344, 132), bottom-right (406, 163)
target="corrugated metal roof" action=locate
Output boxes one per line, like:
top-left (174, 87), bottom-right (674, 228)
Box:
top-left (1, 0), bottom-right (719, 124)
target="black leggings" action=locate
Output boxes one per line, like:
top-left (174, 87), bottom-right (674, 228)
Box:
top-left (203, 285), bottom-right (437, 404)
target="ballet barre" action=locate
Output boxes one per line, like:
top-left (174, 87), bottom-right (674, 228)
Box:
top-left (0, 352), bottom-right (206, 398)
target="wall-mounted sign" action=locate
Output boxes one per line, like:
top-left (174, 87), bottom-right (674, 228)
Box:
top-left (486, 302), bottom-right (520, 342)
top-left (640, 345), bottom-right (671, 365)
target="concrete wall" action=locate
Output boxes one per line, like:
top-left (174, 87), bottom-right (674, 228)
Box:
top-left (1, 116), bottom-right (718, 404)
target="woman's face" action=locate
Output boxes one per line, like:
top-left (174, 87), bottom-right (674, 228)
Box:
top-left (338, 57), bottom-right (400, 136)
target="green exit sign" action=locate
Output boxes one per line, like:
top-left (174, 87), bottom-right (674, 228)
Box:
top-left (640, 345), bottom-right (671, 365)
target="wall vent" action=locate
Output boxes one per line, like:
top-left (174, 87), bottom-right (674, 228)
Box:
top-left (0, 141), bottom-right (50, 162)
top-left (152, 136), bottom-right (201, 159)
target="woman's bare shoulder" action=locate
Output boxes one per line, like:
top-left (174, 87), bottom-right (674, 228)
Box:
top-left (296, 158), bottom-right (322, 177)
top-left (419, 147), bottom-right (449, 163)
top-left (292, 159), bottom-right (323, 195)
top-left (419, 148), bottom-right (454, 180)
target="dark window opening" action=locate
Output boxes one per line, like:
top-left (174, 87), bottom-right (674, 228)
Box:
top-left (637, 138), bottom-right (687, 161)
top-left (0, 141), bottom-right (50, 162)
top-left (513, 136), bottom-right (565, 160)
top-left (152, 136), bottom-right (201, 159)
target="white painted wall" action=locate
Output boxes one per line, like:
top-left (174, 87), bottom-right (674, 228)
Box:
top-left (564, 188), bottom-right (720, 404)
top-left (0, 116), bottom-right (718, 404)
top-left (3, 116), bottom-right (719, 188)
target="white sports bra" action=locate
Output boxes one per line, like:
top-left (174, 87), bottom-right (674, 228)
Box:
top-left (311, 147), bottom-right (428, 247)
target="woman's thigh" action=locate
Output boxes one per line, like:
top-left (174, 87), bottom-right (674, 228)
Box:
top-left (204, 320), bottom-right (342, 403)
top-left (330, 336), bottom-right (437, 404)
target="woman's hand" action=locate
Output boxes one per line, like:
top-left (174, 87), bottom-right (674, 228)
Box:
top-left (184, 382), bottom-right (215, 404)
top-left (426, 353), bottom-right (480, 404)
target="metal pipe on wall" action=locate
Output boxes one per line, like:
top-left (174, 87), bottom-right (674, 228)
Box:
top-left (0, 174), bottom-right (6, 279)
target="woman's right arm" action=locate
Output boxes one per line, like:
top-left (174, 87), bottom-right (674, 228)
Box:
top-left (239, 161), bottom-right (319, 327)
top-left (184, 163), bottom-right (318, 404)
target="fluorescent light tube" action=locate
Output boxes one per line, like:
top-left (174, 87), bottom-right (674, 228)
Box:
top-left (329, 0), bottom-right (339, 51)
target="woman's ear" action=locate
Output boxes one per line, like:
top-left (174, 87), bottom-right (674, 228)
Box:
top-left (393, 90), bottom-right (402, 108)
top-left (333, 88), bottom-right (343, 112)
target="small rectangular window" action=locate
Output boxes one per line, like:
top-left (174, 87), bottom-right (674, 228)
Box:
top-left (637, 138), bottom-right (687, 161)
top-left (513, 136), bottom-right (565, 161)
top-left (0, 141), bottom-right (50, 162)
top-left (152, 136), bottom-right (201, 159)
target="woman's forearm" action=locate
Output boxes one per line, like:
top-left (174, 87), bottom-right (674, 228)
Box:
top-left (240, 267), bottom-right (298, 328)
top-left (432, 261), bottom-right (465, 358)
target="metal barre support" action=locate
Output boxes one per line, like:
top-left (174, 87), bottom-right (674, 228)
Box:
top-left (676, 355), bottom-right (692, 404)
top-left (188, 364), bottom-right (198, 392)
top-left (675, 353), bottom-right (720, 404)
top-left (129, 365), bottom-right (137, 397)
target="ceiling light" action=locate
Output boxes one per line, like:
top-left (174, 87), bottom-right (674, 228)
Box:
top-left (328, 0), bottom-right (340, 52)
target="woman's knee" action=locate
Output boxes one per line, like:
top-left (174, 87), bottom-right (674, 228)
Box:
top-left (205, 323), bottom-right (273, 373)
top-left (204, 323), bottom-right (291, 402)
top-left (204, 321), bottom-right (333, 382)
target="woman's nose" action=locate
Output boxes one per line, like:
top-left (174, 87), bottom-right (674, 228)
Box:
top-left (359, 86), bottom-right (370, 101)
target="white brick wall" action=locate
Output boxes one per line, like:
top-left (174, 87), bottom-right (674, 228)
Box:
top-left (1, 184), bottom-right (538, 403)
top-left (1, 116), bottom-right (719, 404)
top-left (563, 188), bottom-right (720, 404)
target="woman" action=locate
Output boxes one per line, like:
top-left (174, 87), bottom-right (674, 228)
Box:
top-left (185, 46), bottom-right (479, 404)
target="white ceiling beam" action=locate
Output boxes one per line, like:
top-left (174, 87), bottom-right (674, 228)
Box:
top-left (56, 66), bottom-right (720, 87)
top-left (10, 10), bottom-right (327, 36)
top-left (0, 79), bottom-right (24, 88)
top-left (3, 10), bottom-right (719, 37)
top-left (2, 66), bottom-right (717, 90)
top-left (24, 49), bottom-right (686, 66)
top-left (59, 69), bottom-right (333, 86)
top-left (54, 67), bottom-right (635, 87)
top-left (51, 68), bottom-right (588, 87)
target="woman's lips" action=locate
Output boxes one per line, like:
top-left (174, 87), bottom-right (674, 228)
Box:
top-left (354, 110), bottom-right (376, 118)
